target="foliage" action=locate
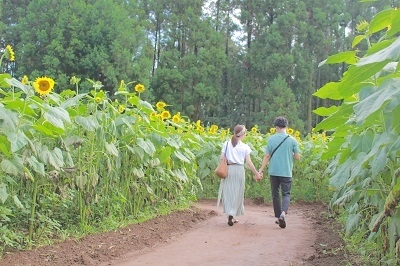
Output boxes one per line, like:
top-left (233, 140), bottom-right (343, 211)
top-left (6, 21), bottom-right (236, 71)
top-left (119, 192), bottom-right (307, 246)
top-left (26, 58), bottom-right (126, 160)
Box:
top-left (315, 6), bottom-right (400, 264)
top-left (0, 45), bottom-right (330, 253)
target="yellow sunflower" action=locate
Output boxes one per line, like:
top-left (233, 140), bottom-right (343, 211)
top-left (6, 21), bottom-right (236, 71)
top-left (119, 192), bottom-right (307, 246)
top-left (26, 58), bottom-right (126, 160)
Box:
top-left (269, 127), bottom-right (276, 134)
top-left (156, 101), bottom-right (166, 109)
top-left (251, 126), bottom-right (258, 133)
top-left (21, 75), bottom-right (29, 85)
top-left (135, 83), bottom-right (145, 93)
top-left (161, 110), bottom-right (171, 120)
top-left (288, 128), bottom-right (294, 135)
top-left (33, 76), bottom-right (55, 96)
top-left (150, 111), bottom-right (159, 121)
top-left (118, 105), bottom-right (125, 113)
top-left (172, 114), bottom-right (180, 123)
top-left (5, 45), bottom-right (15, 61)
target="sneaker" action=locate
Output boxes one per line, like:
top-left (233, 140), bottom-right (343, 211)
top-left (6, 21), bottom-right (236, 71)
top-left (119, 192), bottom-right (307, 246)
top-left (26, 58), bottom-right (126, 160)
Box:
top-left (228, 215), bottom-right (234, 226)
top-left (278, 214), bottom-right (286, 228)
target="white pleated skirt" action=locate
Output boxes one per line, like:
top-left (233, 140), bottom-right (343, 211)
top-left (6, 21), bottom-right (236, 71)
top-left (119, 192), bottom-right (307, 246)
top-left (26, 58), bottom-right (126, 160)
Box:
top-left (217, 164), bottom-right (245, 217)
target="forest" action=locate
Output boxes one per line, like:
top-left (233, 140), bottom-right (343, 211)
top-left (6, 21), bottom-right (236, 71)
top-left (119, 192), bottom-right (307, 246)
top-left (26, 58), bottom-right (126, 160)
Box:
top-left (1, 0), bottom-right (396, 132)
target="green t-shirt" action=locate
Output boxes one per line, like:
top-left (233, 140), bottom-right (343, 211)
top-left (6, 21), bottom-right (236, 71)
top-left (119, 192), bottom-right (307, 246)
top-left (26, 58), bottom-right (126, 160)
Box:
top-left (266, 132), bottom-right (300, 178)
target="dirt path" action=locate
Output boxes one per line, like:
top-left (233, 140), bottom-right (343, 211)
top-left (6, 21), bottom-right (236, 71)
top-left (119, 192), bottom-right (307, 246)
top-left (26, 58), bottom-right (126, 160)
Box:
top-left (0, 199), bottom-right (349, 266)
top-left (108, 200), bottom-right (316, 266)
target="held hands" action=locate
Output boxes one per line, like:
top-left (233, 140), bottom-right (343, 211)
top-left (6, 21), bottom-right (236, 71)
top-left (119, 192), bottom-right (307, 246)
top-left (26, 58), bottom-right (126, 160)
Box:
top-left (254, 171), bottom-right (263, 182)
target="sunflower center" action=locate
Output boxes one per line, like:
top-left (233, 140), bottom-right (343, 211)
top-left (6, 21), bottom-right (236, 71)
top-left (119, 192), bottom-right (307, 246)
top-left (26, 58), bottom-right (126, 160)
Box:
top-left (39, 81), bottom-right (50, 91)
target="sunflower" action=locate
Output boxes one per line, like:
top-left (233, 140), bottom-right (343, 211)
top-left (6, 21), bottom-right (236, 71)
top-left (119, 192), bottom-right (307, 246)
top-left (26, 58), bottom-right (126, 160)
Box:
top-left (5, 45), bottom-right (15, 61)
top-left (161, 110), bottom-right (171, 120)
top-left (135, 83), bottom-right (145, 93)
top-left (70, 76), bottom-right (80, 85)
top-left (251, 126), bottom-right (258, 133)
top-left (150, 111), bottom-right (159, 121)
top-left (95, 97), bottom-right (102, 103)
top-left (172, 114), bottom-right (180, 123)
top-left (288, 128), bottom-right (294, 135)
top-left (118, 105), bottom-right (125, 113)
top-left (33, 76), bottom-right (55, 96)
top-left (156, 101), bottom-right (166, 109)
top-left (356, 20), bottom-right (369, 33)
top-left (209, 124), bottom-right (218, 134)
top-left (21, 75), bottom-right (29, 85)
top-left (269, 127), bottom-right (276, 134)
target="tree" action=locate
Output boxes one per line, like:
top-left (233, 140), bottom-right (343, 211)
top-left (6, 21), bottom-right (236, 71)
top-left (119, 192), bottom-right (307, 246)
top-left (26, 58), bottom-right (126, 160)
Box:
top-left (11, 0), bottom-right (150, 94)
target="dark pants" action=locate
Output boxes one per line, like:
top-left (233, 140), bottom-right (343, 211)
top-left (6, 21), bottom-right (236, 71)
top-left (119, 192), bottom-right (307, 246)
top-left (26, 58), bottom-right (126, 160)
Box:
top-left (270, 175), bottom-right (292, 218)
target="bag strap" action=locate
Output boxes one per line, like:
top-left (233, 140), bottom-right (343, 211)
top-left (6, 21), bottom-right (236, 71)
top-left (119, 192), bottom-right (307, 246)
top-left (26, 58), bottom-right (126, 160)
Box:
top-left (270, 135), bottom-right (290, 159)
top-left (223, 141), bottom-right (229, 158)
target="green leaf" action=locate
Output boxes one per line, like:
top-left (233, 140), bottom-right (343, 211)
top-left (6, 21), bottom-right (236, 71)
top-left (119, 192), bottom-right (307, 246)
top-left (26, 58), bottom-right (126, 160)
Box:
top-left (313, 82), bottom-right (343, 100)
top-left (32, 124), bottom-right (57, 137)
top-left (370, 146), bottom-right (388, 177)
top-left (0, 74), bottom-right (12, 88)
top-left (367, 9), bottom-right (397, 36)
top-left (61, 94), bottom-right (87, 109)
top-left (13, 195), bottom-right (24, 209)
top-left (137, 138), bottom-right (156, 156)
top-left (0, 135), bottom-right (11, 157)
top-left (354, 79), bottom-right (400, 124)
top-left (357, 37), bottom-right (400, 66)
top-left (0, 183), bottom-right (8, 203)
top-left (75, 115), bottom-right (100, 131)
top-left (0, 155), bottom-right (24, 176)
top-left (352, 35), bottom-right (365, 48)
top-left (345, 213), bottom-right (361, 235)
top-left (27, 156), bottom-right (45, 177)
top-left (339, 61), bottom-right (390, 93)
top-left (313, 106), bottom-right (339, 116)
top-left (158, 146), bottom-right (172, 162)
top-left (133, 167), bottom-right (145, 178)
top-left (365, 39), bottom-right (395, 56)
top-left (105, 142), bottom-right (119, 157)
top-left (4, 77), bottom-right (34, 96)
top-left (43, 105), bottom-right (71, 130)
top-left (318, 51), bottom-right (358, 67)
top-left (173, 150), bottom-right (190, 163)
top-left (173, 168), bottom-right (188, 182)
top-left (7, 131), bottom-right (29, 152)
top-left (0, 106), bottom-right (19, 133)
top-left (314, 103), bottom-right (355, 131)
top-left (3, 98), bottom-right (36, 116)
top-left (387, 12), bottom-right (400, 37)
top-left (47, 147), bottom-right (64, 169)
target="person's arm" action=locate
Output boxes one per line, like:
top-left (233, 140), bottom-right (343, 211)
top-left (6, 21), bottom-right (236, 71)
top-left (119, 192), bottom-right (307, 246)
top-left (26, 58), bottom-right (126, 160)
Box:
top-left (293, 141), bottom-right (300, 161)
top-left (259, 153), bottom-right (270, 173)
top-left (245, 154), bottom-right (261, 180)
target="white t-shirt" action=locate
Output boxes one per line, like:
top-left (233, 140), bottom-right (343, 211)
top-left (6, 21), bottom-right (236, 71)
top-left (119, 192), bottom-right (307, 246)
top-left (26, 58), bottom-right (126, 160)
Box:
top-left (222, 141), bottom-right (251, 165)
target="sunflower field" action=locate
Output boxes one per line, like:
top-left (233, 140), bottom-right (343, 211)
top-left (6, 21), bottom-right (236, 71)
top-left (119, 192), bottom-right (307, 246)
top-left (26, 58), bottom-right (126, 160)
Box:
top-left (0, 44), bottom-right (330, 255)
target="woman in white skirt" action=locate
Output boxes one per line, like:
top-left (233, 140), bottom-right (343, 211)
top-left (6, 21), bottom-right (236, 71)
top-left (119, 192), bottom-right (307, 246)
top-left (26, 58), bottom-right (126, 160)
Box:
top-left (217, 124), bottom-right (261, 226)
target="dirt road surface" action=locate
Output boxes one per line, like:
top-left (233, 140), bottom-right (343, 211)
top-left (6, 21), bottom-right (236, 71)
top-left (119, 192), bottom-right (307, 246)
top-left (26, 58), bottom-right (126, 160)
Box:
top-left (109, 200), bottom-right (316, 266)
top-left (1, 199), bottom-right (349, 266)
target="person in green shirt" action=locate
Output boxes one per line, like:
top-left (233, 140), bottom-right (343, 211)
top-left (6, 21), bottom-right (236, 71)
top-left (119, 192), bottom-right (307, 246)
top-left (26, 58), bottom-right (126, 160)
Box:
top-left (259, 116), bottom-right (300, 228)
